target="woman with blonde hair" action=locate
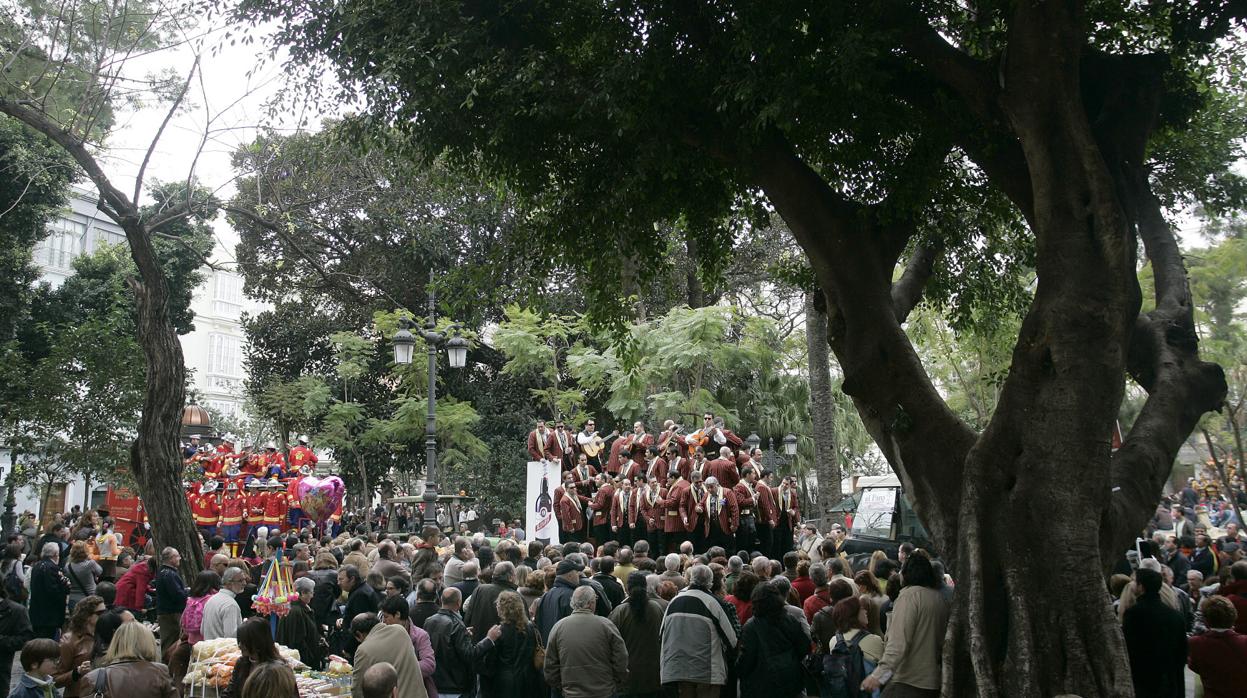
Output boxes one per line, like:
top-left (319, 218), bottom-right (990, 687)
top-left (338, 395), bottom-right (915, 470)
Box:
top-left (76, 622), bottom-right (176, 698)
top-left (476, 591), bottom-right (544, 697)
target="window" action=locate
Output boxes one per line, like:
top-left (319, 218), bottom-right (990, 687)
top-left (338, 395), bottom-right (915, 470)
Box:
top-left (42, 217), bottom-right (87, 269)
top-left (213, 273), bottom-right (244, 316)
top-left (93, 226), bottom-right (125, 248)
top-left (207, 333), bottom-right (243, 378)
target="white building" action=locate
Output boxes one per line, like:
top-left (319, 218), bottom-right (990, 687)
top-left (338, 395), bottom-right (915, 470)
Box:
top-left (5, 186), bottom-right (260, 520)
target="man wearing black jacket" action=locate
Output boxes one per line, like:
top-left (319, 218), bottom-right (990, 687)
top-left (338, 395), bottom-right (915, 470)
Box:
top-left (1122, 568), bottom-right (1187, 698)
top-left (424, 587), bottom-right (487, 698)
top-left (153, 547), bottom-right (187, 657)
top-left (337, 564), bottom-right (379, 659)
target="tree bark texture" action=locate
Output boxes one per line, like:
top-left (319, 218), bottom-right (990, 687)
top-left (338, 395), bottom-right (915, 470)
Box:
top-left (0, 100), bottom-right (205, 582)
top-left (804, 290), bottom-right (841, 530)
top-left (739, 3), bottom-right (1227, 693)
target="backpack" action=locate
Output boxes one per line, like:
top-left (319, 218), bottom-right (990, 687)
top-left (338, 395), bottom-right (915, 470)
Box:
top-left (4, 562), bottom-right (27, 604)
top-left (822, 631), bottom-right (867, 698)
top-left (181, 595), bottom-right (210, 637)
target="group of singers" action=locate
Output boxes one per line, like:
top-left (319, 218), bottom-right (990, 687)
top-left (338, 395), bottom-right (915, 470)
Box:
top-left (529, 414), bottom-right (802, 558)
top-left (182, 434), bottom-right (341, 543)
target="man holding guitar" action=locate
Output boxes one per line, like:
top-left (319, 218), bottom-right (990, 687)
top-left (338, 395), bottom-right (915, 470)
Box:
top-left (576, 418), bottom-right (617, 470)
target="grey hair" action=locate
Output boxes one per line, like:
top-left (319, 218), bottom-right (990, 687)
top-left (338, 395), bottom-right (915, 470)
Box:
top-left (570, 585), bottom-right (597, 611)
top-left (493, 561), bottom-right (515, 583)
top-left (1188, 570), bottom-right (1205, 581)
top-left (41, 542), bottom-right (60, 558)
top-left (579, 542), bottom-right (594, 556)
top-left (221, 567), bottom-right (246, 584)
top-left (727, 556), bottom-right (743, 573)
top-left (688, 564), bottom-right (713, 588)
top-left (810, 563), bottom-right (829, 587)
top-left (645, 574), bottom-right (662, 595)
top-left (161, 546), bottom-right (179, 563)
top-left (664, 553), bottom-right (681, 572)
top-left (294, 577), bottom-right (316, 594)
top-left (462, 560), bottom-right (479, 577)
top-left (770, 575), bottom-right (792, 594)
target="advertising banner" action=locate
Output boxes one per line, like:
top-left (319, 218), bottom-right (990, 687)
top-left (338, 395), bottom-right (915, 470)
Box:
top-left (526, 460), bottom-right (560, 546)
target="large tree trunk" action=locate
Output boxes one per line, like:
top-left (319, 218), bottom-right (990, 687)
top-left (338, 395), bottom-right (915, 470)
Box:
top-left (804, 290), bottom-right (841, 530)
top-left (0, 101), bottom-right (205, 582)
top-left (742, 4), bottom-right (1227, 684)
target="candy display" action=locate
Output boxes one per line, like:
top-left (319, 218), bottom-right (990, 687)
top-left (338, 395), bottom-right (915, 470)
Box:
top-left (184, 639), bottom-right (350, 697)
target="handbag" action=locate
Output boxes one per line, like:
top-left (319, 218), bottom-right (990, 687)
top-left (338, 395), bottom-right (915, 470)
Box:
top-left (92, 667), bottom-right (109, 698)
top-left (531, 625), bottom-right (546, 670)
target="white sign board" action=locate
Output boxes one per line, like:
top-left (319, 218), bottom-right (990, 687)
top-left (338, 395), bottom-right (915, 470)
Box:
top-left (526, 460), bottom-right (561, 545)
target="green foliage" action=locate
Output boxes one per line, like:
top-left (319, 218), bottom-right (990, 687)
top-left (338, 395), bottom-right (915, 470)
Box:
top-left (0, 116), bottom-right (76, 340)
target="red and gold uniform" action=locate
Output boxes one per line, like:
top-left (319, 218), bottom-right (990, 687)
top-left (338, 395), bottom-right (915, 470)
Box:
top-left (219, 485), bottom-right (245, 541)
top-left (289, 444), bottom-right (318, 471)
top-left (263, 483), bottom-right (288, 529)
top-left (241, 452), bottom-right (265, 478)
top-left (191, 487), bottom-right (221, 535)
top-left (263, 447), bottom-right (286, 478)
top-left (700, 483), bottom-right (738, 550)
top-left (246, 486), bottom-right (268, 528)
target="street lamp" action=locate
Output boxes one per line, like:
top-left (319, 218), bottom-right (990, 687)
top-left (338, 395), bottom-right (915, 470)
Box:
top-left (392, 270), bottom-right (469, 528)
top-left (745, 432), bottom-right (800, 471)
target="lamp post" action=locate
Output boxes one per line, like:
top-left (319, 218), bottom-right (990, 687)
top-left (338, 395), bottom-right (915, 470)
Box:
top-left (745, 432), bottom-right (799, 472)
top-left (392, 270), bottom-right (469, 528)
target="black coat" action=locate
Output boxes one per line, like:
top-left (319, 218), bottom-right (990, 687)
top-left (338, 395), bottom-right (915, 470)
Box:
top-left (1123, 594), bottom-right (1188, 698)
top-left (0, 598), bottom-right (33, 692)
top-left (29, 558), bottom-right (70, 628)
top-left (464, 582), bottom-right (517, 643)
top-left (424, 608), bottom-right (482, 695)
top-left (592, 574), bottom-right (625, 609)
top-left (475, 622), bottom-right (544, 698)
top-left (737, 613), bottom-right (810, 698)
top-left (308, 569), bottom-right (340, 626)
top-left (276, 600), bottom-right (325, 670)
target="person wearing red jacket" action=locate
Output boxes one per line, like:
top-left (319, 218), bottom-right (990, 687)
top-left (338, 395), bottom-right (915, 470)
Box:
top-left (114, 556), bottom-right (156, 614)
top-left (263, 443), bottom-right (286, 478)
top-left (555, 471), bottom-right (588, 543)
top-left (191, 481), bottom-right (221, 537)
top-left (218, 481), bottom-right (245, 542)
top-left (662, 468), bottom-right (691, 554)
top-left (638, 475), bottom-right (665, 552)
top-left (681, 471), bottom-right (709, 551)
top-left (706, 445), bottom-right (741, 489)
top-left (700, 476), bottom-right (739, 551)
top-left (774, 475), bottom-right (801, 559)
top-left (643, 447), bottom-right (668, 488)
top-left (589, 473), bottom-right (616, 545)
top-left (734, 467), bottom-right (763, 553)
top-left (550, 420), bottom-right (576, 471)
top-left (244, 480), bottom-right (267, 533)
top-left (570, 454), bottom-right (598, 498)
top-left (288, 436), bottom-right (318, 472)
top-left (263, 478), bottom-right (288, 530)
top-left (610, 476), bottom-right (643, 548)
top-left (527, 419), bottom-right (557, 462)
top-left (757, 469), bottom-right (781, 559)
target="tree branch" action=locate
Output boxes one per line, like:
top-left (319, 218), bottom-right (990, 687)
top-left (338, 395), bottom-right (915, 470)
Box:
top-left (891, 240), bottom-right (943, 322)
top-left (135, 53), bottom-right (199, 205)
top-left (1106, 172), bottom-right (1227, 560)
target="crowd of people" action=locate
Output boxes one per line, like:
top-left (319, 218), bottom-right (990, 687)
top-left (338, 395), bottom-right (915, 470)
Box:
top-left (0, 423), bottom-right (1241, 698)
top-left (0, 498), bottom-right (965, 698)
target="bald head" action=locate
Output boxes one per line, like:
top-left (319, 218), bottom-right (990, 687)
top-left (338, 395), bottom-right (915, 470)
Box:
top-left (361, 662), bottom-right (398, 698)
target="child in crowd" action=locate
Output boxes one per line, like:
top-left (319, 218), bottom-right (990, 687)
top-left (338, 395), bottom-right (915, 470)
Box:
top-left (8, 638), bottom-right (62, 698)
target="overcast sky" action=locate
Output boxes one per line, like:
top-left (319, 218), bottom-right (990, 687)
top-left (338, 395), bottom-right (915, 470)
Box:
top-left (98, 21), bottom-right (335, 266)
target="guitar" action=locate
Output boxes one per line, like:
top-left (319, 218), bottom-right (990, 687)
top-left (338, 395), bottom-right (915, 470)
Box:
top-left (580, 430), bottom-right (619, 457)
